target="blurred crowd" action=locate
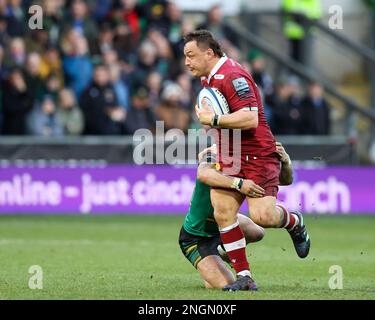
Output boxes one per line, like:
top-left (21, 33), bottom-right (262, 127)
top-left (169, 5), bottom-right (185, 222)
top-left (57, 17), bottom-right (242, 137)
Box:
top-left (0, 0), bottom-right (331, 137)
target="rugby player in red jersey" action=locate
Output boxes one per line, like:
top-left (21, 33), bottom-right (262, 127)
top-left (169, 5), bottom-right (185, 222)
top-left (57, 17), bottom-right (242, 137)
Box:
top-left (184, 30), bottom-right (310, 291)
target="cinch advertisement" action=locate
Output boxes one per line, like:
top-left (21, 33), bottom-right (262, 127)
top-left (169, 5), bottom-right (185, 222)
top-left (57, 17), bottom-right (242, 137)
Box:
top-left (0, 166), bottom-right (374, 214)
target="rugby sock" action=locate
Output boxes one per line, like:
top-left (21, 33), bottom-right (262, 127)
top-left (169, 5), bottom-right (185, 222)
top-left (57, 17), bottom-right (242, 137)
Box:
top-left (277, 205), bottom-right (299, 231)
top-left (219, 220), bottom-right (251, 277)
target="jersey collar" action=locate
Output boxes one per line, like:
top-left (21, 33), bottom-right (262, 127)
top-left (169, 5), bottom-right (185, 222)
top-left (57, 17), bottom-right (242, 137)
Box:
top-left (207, 55), bottom-right (228, 84)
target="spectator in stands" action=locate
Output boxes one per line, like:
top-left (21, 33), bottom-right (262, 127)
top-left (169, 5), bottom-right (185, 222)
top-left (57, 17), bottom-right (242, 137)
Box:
top-left (102, 47), bottom-right (119, 66)
top-left (80, 64), bottom-right (126, 135)
top-left (108, 62), bottom-right (130, 111)
top-left (165, 1), bottom-right (183, 44)
top-left (281, 0), bottom-right (322, 65)
top-left (0, 0), bottom-right (7, 14)
top-left (91, 0), bottom-right (114, 24)
top-left (269, 76), bottom-right (304, 135)
top-left (156, 82), bottom-right (190, 133)
top-left (23, 52), bottom-right (43, 105)
top-left (124, 85), bottom-right (157, 134)
top-left (130, 40), bottom-right (167, 90)
top-left (146, 71), bottom-right (162, 109)
top-left (147, 27), bottom-right (173, 61)
top-left (198, 4), bottom-right (240, 49)
top-left (38, 73), bottom-right (63, 102)
top-left (41, 0), bottom-right (65, 46)
top-left (56, 88), bottom-right (84, 135)
top-left (0, 43), bottom-right (5, 79)
top-left (61, 31), bottom-right (93, 98)
top-left (247, 50), bottom-right (275, 126)
top-left (147, 27), bottom-right (173, 75)
top-left (25, 28), bottom-right (50, 54)
top-left (151, 1), bottom-right (184, 60)
top-left (62, 0), bottom-right (98, 53)
top-left (1, 68), bottom-right (33, 135)
top-left (136, 0), bottom-right (168, 34)
top-left (300, 81), bottom-right (331, 135)
top-left (27, 95), bottom-right (64, 137)
top-left (39, 47), bottom-right (63, 82)
top-left (248, 50), bottom-right (274, 99)
top-left (91, 24), bottom-right (115, 58)
top-left (0, 14), bottom-right (10, 46)
top-left (108, 0), bottom-right (141, 57)
top-left (3, 0), bottom-right (26, 37)
top-left (176, 71), bottom-right (194, 110)
top-left (4, 37), bottom-right (26, 68)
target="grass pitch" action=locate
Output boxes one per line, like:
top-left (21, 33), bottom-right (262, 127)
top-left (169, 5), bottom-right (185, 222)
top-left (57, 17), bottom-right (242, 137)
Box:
top-left (0, 215), bottom-right (374, 300)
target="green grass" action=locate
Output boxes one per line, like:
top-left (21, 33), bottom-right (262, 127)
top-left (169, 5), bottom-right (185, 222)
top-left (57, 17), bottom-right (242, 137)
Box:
top-left (0, 215), bottom-right (374, 300)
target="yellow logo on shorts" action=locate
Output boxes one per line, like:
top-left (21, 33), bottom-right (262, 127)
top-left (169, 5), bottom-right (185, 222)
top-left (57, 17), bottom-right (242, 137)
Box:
top-left (214, 163), bottom-right (221, 171)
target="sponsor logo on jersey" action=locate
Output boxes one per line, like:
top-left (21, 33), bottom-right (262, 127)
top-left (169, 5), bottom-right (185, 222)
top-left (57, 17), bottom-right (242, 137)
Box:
top-left (232, 77), bottom-right (252, 97)
top-left (214, 74), bottom-right (225, 80)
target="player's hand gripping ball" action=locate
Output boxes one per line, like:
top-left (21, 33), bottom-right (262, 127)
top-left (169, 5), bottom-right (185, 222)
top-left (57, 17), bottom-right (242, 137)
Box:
top-left (195, 87), bottom-right (229, 126)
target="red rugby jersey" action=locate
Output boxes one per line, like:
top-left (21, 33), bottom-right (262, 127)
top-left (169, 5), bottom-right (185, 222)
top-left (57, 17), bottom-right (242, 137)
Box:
top-left (201, 56), bottom-right (276, 158)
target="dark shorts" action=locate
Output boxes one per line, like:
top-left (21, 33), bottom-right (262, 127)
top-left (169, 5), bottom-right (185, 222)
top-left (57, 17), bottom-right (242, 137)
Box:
top-left (178, 227), bottom-right (221, 268)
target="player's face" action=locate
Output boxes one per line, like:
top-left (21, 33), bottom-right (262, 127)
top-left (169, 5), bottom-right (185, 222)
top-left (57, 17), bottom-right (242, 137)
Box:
top-left (184, 41), bottom-right (210, 77)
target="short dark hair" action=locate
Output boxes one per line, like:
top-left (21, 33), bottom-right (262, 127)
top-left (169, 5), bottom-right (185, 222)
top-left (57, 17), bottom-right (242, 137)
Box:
top-left (184, 30), bottom-right (224, 58)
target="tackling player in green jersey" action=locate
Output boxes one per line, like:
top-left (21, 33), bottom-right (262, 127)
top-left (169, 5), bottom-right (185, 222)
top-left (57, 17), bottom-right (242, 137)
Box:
top-left (179, 142), bottom-right (294, 289)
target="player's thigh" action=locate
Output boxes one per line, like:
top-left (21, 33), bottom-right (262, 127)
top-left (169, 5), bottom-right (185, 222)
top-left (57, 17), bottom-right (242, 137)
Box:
top-left (238, 213), bottom-right (265, 242)
top-left (197, 255), bottom-right (235, 289)
top-left (247, 196), bottom-right (279, 226)
top-left (210, 188), bottom-right (245, 225)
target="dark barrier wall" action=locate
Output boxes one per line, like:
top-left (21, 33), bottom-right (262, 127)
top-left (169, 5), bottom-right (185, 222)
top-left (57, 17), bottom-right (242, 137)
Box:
top-left (0, 135), bottom-right (358, 165)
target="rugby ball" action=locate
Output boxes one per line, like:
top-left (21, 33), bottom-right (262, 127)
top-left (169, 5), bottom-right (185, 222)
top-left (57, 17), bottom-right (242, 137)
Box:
top-left (197, 87), bottom-right (230, 115)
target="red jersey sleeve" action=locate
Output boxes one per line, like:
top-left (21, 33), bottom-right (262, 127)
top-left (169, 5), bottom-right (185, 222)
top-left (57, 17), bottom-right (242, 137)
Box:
top-left (221, 72), bottom-right (260, 113)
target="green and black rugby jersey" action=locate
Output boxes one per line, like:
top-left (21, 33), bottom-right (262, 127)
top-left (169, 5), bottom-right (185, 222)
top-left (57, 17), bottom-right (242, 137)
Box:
top-left (183, 179), bottom-right (219, 237)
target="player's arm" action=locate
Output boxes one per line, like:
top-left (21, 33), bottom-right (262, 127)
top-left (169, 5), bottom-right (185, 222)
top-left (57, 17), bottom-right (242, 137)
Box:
top-left (196, 72), bottom-right (259, 130)
top-left (277, 142), bottom-right (294, 186)
top-left (197, 146), bottom-right (265, 197)
top-left (196, 105), bottom-right (258, 130)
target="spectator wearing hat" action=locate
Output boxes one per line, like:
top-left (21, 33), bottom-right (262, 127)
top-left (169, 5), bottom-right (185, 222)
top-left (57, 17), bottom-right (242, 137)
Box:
top-left (248, 50), bottom-right (274, 99)
top-left (155, 82), bottom-right (190, 133)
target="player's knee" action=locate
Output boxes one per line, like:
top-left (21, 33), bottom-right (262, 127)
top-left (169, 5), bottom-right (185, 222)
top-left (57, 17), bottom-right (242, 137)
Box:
top-left (247, 226), bottom-right (264, 242)
top-left (254, 226), bottom-right (265, 242)
top-left (252, 206), bottom-right (279, 227)
top-left (214, 206), bottom-right (235, 226)
top-left (244, 225), bottom-right (265, 243)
